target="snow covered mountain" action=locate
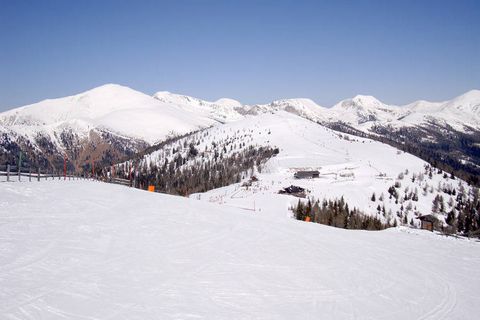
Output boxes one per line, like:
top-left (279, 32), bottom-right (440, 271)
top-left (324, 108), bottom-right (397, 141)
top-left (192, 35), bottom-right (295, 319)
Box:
top-left (1, 84), bottom-right (479, 175)
top-left (331, 90), bottom-right (480, 132)
top-left (0, 84), bottom-right (218, 143)
top-left (0, 84), bottom-right (221, 170)
top-left (327, 95), bottom-right (402, 128)
top-left (238, 91), bottom-right (480, 132)
top-left (3, 85), bottom-right (479, 139)
top-left (399, 90), bottom-right (480, 131)
top-left (231, 91), bottom-right (479, 182)
top-left (320, 91), bottom-right (480, 184)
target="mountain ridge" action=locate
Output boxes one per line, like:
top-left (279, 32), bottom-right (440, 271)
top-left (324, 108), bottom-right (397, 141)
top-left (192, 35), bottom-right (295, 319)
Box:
top-left (0, 84), bottom-right (479, 176)
top-left (2, 84), bottom-right (479, 129)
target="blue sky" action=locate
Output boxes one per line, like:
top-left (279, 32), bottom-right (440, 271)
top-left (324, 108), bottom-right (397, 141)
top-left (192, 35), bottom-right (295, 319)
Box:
top-left (0, 0), bottom-right (479, 111)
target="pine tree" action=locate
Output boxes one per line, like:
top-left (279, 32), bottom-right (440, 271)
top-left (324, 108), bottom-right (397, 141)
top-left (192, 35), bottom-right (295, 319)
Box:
top-left (432, 194), bottom-right (441, 213)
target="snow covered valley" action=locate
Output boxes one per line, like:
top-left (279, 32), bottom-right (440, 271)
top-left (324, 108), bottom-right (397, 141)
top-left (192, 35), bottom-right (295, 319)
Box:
top-left (1, 180), bottom-right (479, 319)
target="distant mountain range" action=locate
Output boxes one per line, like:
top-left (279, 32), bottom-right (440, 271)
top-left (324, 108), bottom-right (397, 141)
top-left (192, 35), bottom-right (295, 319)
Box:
top-left (155, 88), bottom-right (480, 131)
top-left (0, 84), bottom-right (479, 180)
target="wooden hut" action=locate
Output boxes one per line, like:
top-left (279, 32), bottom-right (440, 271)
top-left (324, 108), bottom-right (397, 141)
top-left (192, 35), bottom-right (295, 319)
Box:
top-left (418, 214), bottom-right (438, 232)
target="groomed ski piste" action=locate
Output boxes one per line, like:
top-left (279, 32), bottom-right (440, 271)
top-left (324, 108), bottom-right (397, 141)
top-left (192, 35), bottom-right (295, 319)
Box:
top-left (1, 179), bottom-right (480, 319)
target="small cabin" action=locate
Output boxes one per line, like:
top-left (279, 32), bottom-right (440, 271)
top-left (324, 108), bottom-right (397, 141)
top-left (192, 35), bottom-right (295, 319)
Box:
top-left (278, 185), bottom-right (306, 198)
top-left (418, 214), bottom-right (438, 232)
top-left (294, 170), bottom-right (320, 179)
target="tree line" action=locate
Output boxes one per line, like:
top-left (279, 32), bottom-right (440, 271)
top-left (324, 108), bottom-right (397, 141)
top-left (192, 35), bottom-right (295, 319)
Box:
top-left (293, 197), bottom-right (391, 231)
top-left (116, 145), bottom-right (278, 196)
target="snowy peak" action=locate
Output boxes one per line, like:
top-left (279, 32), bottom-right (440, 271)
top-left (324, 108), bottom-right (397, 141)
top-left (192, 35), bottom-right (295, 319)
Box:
top-left (0, 84), bottom-right (220, 145)
top-left (153, 91), bottom-right (244, 123)
top-left (333, 94), bottom-right (392, 111)
top-left (214, 98), bottom-right (243, 109)
top-left (77, 83), bottom-right (136, 96)
top-left (443, 89), bottom-right (480, 115)
top-left (398, 89), bottom-right (480, 129)
top-left (403, 90), bottom-right (480, 115)
top-left (328, 90), bottom-right (480, 129)
top-left (0, 83), bottom-right (158, 126)
top-left (351, 95), bottom-right (384, 108)
top-left (329, 95), bottom-right (400, 125)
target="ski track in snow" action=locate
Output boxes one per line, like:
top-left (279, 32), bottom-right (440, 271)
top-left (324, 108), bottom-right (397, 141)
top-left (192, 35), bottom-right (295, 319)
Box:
top-left (0, 180), bottom-right (479, 319)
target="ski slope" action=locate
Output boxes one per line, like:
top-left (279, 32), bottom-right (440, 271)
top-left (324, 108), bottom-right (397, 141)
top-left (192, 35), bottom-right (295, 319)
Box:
top-left (1, 180), bottom-right (479, 319)
top-left (133, 112), bottom-right (468, 227)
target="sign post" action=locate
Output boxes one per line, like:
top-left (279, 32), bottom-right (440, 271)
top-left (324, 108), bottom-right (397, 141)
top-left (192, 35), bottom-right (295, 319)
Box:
top-left (64, 154), bottom-right (67, 180)
top-left (18, 151), bottom-right (22, 181)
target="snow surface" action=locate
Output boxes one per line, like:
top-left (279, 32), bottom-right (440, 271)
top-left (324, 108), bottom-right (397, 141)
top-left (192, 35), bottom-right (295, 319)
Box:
top-left (153, 91), bottom-right (244, 123)
top-left (243, 98), bottom-right (328, 123)
top-left (1, 180), bottom-right (479, 319)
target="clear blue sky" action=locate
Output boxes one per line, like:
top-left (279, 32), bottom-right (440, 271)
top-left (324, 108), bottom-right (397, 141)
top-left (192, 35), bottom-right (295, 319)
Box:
top-left (0, 0), bottom-right (479, 111)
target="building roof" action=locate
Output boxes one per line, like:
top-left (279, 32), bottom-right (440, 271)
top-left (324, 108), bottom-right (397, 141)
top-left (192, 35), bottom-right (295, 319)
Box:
top-left (295, 170), bottom-right (319, 174)
top-left (417, 214), bottom-right (438, 222)
top-left (279, 185), bottom-right (305, 194)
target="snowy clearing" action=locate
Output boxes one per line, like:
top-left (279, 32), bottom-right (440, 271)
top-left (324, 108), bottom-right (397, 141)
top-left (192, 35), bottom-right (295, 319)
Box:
top-left (1, 180), bottom-right (479, 319)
